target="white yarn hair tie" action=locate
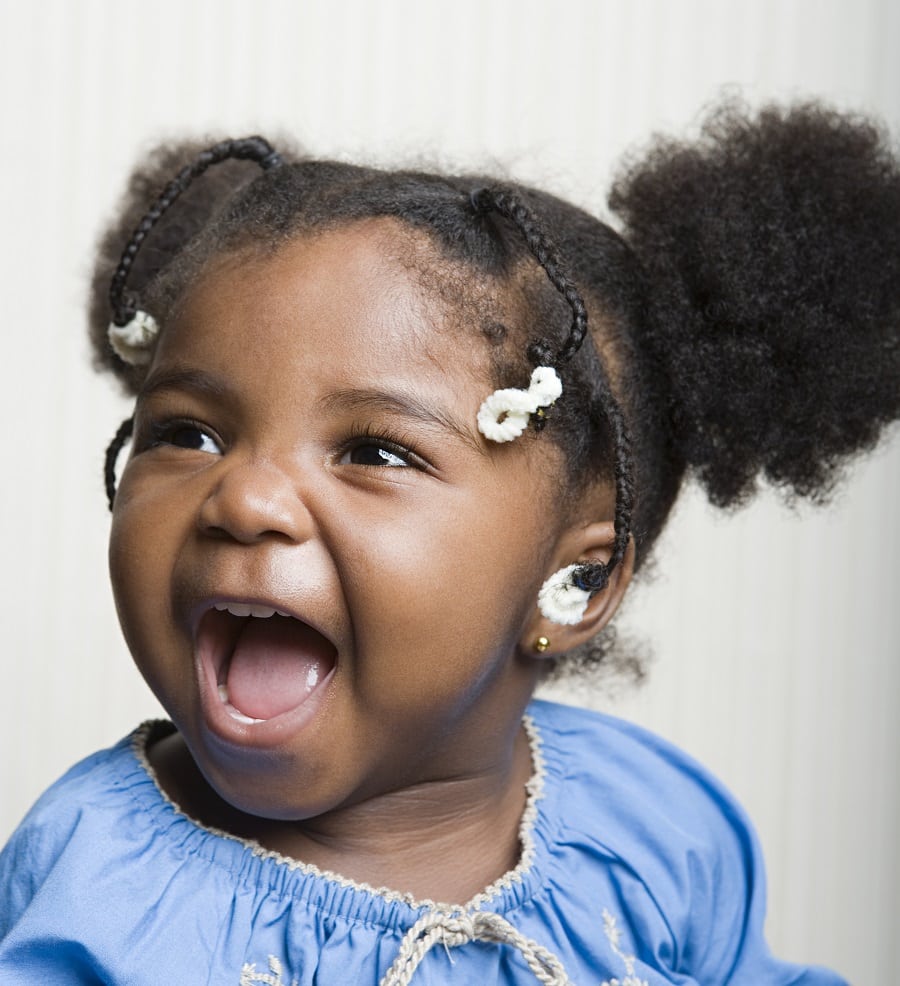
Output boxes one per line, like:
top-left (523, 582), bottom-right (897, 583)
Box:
top-left (108, 310), bottom-right (160, 366)
top-left (537, 564), bottom-right (592, 626)
top-left (477, 366), bottom-right (562, 443)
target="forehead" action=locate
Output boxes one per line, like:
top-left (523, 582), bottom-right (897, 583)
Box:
top-left (160, 219), bottom-right (497, 384)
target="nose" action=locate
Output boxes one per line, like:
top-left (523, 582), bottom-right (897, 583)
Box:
top-left (197, 459), bottom-right (313, 545)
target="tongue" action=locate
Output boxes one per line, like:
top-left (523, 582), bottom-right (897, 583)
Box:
top-left (226, 616), bottom-right (334, 721)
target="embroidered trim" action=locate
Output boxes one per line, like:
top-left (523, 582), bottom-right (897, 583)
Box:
top-left (599, 909), bottom-right (649, 986)
top-left (130, 714), bottom-right (546, 913)
top-left (240, 955), bottom-right (298, 986)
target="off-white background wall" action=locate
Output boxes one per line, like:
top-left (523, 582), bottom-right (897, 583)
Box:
top-left (0, 1), bottom-right (897, 981)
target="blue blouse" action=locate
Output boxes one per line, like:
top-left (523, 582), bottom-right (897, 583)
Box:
top-left (0, 700), bottom-right (847, 985)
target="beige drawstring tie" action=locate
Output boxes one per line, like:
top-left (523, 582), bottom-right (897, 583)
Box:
top-left (379, 909), bottom-right (574, 986)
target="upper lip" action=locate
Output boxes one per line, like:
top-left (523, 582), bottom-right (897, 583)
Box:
top-left (173, 550), bottom-right (343, 650)
top-left (184, 590), bottom-right (339, 653)
top-left (212, 600), bottom-right (292, 618)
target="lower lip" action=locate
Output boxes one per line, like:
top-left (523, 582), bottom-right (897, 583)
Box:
top-left (194, 647), bottom-right (336, 752)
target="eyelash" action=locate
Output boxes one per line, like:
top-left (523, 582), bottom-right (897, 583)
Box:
top-left (339, 424), bottom-right (428, 471)
top-left (144, 418), bottom-right (223, 455)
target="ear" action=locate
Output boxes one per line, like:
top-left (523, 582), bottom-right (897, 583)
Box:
top-left (518, 521), bottom-right (635, 658)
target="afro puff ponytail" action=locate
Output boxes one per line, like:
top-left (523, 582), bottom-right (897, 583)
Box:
top-left (609, 100), bottom-right (900, 509)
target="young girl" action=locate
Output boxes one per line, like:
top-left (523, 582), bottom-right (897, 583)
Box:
top-left (0, 99), bottom-right (896, 985)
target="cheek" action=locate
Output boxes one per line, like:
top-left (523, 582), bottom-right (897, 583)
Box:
top-left (110, 474), bottom-right (159, 594)
top-left (109, 513), bottom-right (158, 656)
top-left (108, 502), bottom-right (199, 726)
top-left (336, 490), bottom-right (547, 673)
top-left (108, 475), bottom-right (185, 662)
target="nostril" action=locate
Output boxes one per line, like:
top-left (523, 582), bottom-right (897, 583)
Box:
top-left (197, 463), bottom-right (313, 545)
top-left (201, 522), bottom-right (237, 542)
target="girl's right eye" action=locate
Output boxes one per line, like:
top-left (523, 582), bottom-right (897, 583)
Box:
top-left (149, 421), bottom-right (222, 455)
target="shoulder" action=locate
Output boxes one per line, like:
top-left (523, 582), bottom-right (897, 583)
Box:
top-left (530, 697), bottom-right (745, 829)
top-left (528, 699), bottom-right (847, 985)
top-left (0, 728), bottom-right (148, 938)
top-left (1, 730), bottom-right (138, 848)
top-left (5, 726), bottom-right (145, 831)
top-left (531, 698), bottom-right (759, 905)
top-left (530, 697), bottom-right (759, 898)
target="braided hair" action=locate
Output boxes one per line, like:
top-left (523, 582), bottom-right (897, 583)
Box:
top-left (90, 99), bottom-right (900, 673)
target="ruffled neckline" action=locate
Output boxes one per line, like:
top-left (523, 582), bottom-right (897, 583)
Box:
top-left (117, 708), bottom-right (563, 932)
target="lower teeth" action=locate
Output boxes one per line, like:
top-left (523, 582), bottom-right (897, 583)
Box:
top-left (218, 683), bottom-right (265, 724)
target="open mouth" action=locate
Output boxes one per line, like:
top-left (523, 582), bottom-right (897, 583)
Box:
top-left (196, 603), bottom-right (337, 725)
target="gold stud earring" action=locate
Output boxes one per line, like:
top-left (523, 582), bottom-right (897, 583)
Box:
top-left (533, 636), bottom-right (551, 654)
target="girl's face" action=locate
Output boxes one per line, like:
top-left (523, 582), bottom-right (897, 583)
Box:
top-left (110, 220), bottom-right (572, 820)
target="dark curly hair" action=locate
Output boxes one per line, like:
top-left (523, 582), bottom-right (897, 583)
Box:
top-left (89, 99), bottom-right (900, 674)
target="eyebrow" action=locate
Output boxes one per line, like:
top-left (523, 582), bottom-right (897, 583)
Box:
top-left (138, 367), bottom-right (232, 402)
top-left (319, 388), bottom-right (487, 455)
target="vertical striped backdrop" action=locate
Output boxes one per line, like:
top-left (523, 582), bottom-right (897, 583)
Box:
top-left (0, 1), bottom-right (897, 979)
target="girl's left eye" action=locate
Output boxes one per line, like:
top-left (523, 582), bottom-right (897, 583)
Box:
top-left (340, 441), bottom-right (412, 468)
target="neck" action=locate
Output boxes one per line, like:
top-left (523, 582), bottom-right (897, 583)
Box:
top-left (149, 720), bottom-right (536, 904)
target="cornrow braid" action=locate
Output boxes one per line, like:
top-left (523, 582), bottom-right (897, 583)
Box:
top-left (104, 416), bottom-right (133, 511)
top-left (470, 186), bottom-right (589, 366)
top-left (108, 137), bottom-right (283, 329)
top-left (469, 185), bottom-right (635, 589)
top-left (105, 137), bottom-right (284, 508)
top-left (574, 407), bottom-right (634, 592)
